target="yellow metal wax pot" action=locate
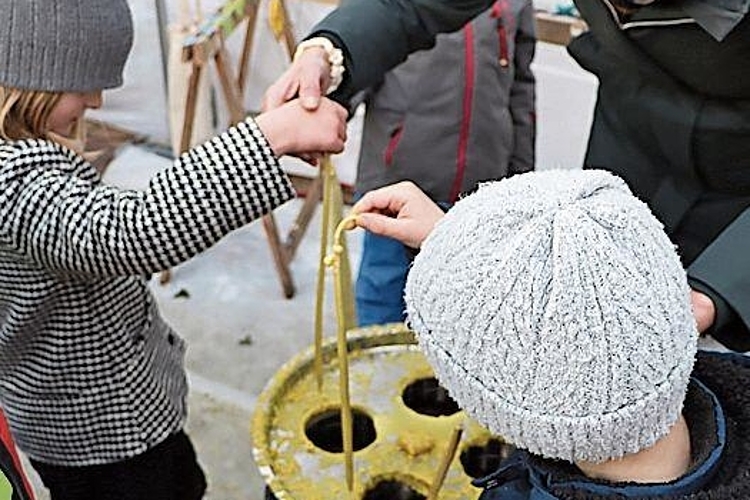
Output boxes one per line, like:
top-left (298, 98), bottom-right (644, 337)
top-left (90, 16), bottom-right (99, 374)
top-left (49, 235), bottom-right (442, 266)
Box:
top-left (251, 323), bottom-right (514, 499)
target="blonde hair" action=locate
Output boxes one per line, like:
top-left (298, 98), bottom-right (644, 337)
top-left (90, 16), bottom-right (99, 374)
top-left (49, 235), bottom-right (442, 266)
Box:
top-left (0, 86), bottom-right (86, 152)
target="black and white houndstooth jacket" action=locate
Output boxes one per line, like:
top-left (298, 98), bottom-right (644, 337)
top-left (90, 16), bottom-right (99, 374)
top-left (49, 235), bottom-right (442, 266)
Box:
top-left (0, 119), bottom-right (295, 466)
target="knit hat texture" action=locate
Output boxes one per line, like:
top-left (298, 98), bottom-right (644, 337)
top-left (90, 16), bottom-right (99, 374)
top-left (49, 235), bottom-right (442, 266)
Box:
top-left (0, 0), bottom-right (133, 92)
top-left (405, 169), bottom-right (698, 463)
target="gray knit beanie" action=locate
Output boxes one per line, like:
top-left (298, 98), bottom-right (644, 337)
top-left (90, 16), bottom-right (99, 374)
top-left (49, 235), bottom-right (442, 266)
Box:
top-left (405, 169), bottom-right (698, 464)
top-left (0, 0), bottom-right (133, 92)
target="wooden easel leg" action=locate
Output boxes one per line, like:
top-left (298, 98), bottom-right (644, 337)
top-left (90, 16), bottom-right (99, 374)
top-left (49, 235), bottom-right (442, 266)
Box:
top-left (278, 0), bottom-right (297, 58)
top-left (179, 63), bottom-right (204, 153)
top-left (160, 61), bottom-right (205, 285)
top-left (214, 47), bottom-right (246, 123)
top-left (284, 170), bottom-right (323, 260)
top-left (263, 214), bottom-right (295, 298)
top-left (159, 268), bottom-right (172, 285)
top-left (237, 2), bottom-right (259, 92)
top-left (215, 46), bottom-right (297, 298)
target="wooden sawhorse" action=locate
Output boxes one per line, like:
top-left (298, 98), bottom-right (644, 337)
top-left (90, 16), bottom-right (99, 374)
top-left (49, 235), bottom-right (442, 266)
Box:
top-left (161, 0), bottom-right (316, 298)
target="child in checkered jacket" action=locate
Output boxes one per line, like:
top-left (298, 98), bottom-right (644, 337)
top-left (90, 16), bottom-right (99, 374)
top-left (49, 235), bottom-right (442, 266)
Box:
top-left (0, 0), bottom-right (346, 499)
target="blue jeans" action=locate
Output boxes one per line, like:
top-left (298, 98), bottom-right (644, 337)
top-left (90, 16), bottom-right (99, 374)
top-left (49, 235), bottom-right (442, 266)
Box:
top-left (355, 230), bottom-right (412, 326)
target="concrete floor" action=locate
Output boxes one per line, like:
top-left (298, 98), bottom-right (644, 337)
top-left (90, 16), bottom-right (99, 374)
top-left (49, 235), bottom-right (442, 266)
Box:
top-left (24, 145), bottom-right (363, 500)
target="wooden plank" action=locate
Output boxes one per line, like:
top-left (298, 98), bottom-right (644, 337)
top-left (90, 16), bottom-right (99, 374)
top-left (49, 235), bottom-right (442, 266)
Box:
top-left (182, 0), bottom-right (259, 63)
top-left (534, 12), bottom-right (587, 46)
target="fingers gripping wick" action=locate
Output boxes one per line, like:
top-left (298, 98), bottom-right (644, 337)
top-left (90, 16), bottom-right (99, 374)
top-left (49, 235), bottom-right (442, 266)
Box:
top-left (322, 212), bottom-right (359, 491)
top-left (324, 215), bottom-right (359, 268)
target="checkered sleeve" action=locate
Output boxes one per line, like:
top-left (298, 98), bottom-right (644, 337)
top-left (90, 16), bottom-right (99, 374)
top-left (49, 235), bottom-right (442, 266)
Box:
top-left (0, 118), bottom-right (296, 277)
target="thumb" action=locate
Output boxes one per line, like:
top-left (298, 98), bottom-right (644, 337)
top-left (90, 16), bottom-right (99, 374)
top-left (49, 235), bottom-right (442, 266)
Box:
top-left (298, 68), bottom-right (325, 110)
top-left (356, 213), bottom-right (408, 242)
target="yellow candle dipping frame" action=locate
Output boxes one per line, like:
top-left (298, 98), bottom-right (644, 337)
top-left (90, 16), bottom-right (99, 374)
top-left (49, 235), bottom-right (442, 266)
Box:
top-left (251, 323), bottom-right (515, 500)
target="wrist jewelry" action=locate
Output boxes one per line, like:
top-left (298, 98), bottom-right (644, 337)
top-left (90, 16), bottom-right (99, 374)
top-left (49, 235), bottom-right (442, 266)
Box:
top-left (293, 36), bottom-right (345, 94)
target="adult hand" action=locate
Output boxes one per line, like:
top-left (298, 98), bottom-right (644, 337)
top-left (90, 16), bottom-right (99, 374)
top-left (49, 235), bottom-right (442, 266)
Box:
top-left (263, 47), bottom-right (331, 112)
top-left (352, 181), bottom-right (444, 249)
top-left (690, 289), bottom-right (716, 334)
top-left (255, 98), bottom-right (347, 158)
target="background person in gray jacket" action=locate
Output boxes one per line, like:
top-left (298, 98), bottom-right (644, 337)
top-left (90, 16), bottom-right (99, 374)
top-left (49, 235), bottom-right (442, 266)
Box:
top-left (354, 0), bottom-right (535, 326)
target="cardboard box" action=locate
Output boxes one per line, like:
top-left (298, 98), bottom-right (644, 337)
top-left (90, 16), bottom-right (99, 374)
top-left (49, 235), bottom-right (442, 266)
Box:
top-left (534, 12), bottom-right (588, 45)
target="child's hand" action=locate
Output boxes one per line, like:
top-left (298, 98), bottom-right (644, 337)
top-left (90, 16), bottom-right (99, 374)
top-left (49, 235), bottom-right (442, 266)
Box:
top-left (255, 98), bottom-right (347, 158)
top-left (352, 181), bottom-right (445, 249)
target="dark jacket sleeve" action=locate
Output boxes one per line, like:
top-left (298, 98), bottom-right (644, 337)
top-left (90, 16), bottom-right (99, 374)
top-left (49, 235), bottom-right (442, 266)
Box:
top-left (508, 0), bottom-right (536, 174)
top-left (310, 0), bottom-right (495, 100)
top-left (688, 209), bottom-right (750, 352)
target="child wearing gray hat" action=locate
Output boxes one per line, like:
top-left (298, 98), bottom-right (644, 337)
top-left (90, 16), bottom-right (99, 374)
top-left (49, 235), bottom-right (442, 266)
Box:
top-left (0, 0), bottom-right (347, 499)
top-left (352, 170), bottom-right (750, 499)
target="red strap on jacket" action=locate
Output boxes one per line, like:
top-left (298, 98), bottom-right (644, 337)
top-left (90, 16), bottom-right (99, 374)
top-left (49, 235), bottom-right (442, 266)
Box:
top-left (0, 409), bottom-right (35, 500)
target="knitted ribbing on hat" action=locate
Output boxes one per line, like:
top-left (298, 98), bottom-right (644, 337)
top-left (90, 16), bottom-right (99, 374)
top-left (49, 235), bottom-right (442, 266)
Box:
top-left (405, 169), bottom-right (698, 463)
top-left (0, 0), bottom-right (133, 92)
